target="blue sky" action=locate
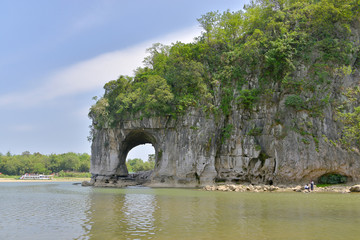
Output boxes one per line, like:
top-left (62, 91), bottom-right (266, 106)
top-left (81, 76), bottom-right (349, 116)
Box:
top-left (0, 0), bottom-right (249, 160)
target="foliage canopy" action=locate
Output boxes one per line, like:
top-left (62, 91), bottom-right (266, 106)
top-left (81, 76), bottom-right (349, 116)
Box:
top-left (126, 155), bottom-right (155, 173)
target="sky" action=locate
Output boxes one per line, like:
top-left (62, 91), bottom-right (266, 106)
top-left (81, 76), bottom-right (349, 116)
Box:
top-left (0, 0), bottom-right (249, 160)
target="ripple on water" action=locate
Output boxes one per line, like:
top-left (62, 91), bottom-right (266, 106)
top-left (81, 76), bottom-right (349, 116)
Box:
top-left (0, 182), bottom-right (92, 240)
top-left (1, 184), bottom-right (360, 240)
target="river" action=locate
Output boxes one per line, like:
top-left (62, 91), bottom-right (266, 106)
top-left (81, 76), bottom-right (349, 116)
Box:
top-left (0, 182), bottom-right (359, 240)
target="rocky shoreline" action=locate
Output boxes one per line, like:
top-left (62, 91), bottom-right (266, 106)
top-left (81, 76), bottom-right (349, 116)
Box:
top-left (81, 171), bottom-right (360, 194)
top-left (203, 184), bottom-right (360, 194)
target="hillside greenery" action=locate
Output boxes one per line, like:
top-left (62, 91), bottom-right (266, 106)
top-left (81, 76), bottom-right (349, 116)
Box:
top-left (90, 0), bottom-right (360, 148)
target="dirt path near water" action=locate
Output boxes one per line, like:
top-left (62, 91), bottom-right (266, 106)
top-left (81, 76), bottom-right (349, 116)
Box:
top-left (0, 177), bottom-right (90, 183)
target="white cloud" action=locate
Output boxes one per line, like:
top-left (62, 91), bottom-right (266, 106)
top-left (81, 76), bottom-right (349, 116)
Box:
top-left (0, 26), bottom-right (202, 109)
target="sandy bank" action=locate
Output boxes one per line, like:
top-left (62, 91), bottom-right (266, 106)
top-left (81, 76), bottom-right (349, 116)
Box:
top-left (0, 178), bottom-right (90, 183)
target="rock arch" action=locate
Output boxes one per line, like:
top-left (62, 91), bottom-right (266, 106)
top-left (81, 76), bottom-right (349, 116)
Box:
top-left (90, 116), bottom-right (174, 186)
top-left (116, 130), bottom-right (158, 176)
top-left (89, 110), bottom-right (360, 187)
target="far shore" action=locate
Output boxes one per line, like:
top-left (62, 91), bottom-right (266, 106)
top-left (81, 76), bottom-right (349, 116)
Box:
top-left (0, 177), bottom-right (90, 183)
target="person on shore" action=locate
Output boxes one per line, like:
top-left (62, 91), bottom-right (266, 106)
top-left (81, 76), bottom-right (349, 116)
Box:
top-left (304, 184), bottom-right (309, 192)
top-left (310, 180), bottom-right (314, 191)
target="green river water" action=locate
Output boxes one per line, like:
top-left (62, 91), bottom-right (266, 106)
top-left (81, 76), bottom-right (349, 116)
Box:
top-left (0, 182), bottom-right (359, 240)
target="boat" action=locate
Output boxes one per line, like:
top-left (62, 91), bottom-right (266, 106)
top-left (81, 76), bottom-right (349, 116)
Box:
top-left (20, 173), bottom-right (52, 180)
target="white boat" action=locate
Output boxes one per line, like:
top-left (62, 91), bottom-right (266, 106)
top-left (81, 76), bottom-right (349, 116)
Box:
top-left (20, 173), bottom-right (52, 180)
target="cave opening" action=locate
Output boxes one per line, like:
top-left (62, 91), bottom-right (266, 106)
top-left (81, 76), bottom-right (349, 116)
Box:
top-left (318, 173), bottom-right (349, 185)
top-left (118, 130), bottom-right (158, 175)
top-left (126, 144), bottom-right (155, 173)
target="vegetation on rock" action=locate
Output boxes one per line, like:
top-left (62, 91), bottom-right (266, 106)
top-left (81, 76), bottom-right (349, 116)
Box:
top-left (337, 86), bottom-right (360, 149)
top-left (318, 173), bottom-right (348, 184)
top-left (90, 0), bottom-right (360, 150)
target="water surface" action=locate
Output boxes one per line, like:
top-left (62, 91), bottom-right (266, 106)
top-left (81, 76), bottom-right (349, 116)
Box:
top-left (0, 182), bottom-right (359, 240)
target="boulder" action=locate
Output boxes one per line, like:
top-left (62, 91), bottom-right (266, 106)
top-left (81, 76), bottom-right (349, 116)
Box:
top-left (81, 181), bottom-right (92, 186)
top-left (217, 185), bottom-right (228, 191)
top-left (293, 185), bottom-right (302, 192)
top-left (349, 185), bottom-right (360, 192)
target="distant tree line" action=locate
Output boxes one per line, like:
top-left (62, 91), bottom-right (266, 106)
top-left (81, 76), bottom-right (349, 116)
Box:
top-left (0, 151), bottom-right (90, 176)
top-left (0, 151), bottom-right (155, 176)
top-left (126, 154), bottom-right (155, 173)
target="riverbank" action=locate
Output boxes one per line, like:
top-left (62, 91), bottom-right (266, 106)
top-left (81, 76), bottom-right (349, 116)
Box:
top-left (203, 183), bottom-right (360, 193)
top-left (0, 177), bottom-right (90, 183)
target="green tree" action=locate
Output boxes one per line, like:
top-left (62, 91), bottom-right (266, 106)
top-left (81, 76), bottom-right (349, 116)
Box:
top-left (197, 11), bottom-right (220, 44)
top-left (0, 152), bottom-right (91, 176)
top-left (127, 158), bottom-right (145, 172)
top-left (126, 158), bottom-right (155, 173)
top-left (59, 153), bottom-right (81, 172)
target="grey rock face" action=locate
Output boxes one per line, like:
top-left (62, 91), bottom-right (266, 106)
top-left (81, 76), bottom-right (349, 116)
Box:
top-left (90, 90), bottom-right (360, 187)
